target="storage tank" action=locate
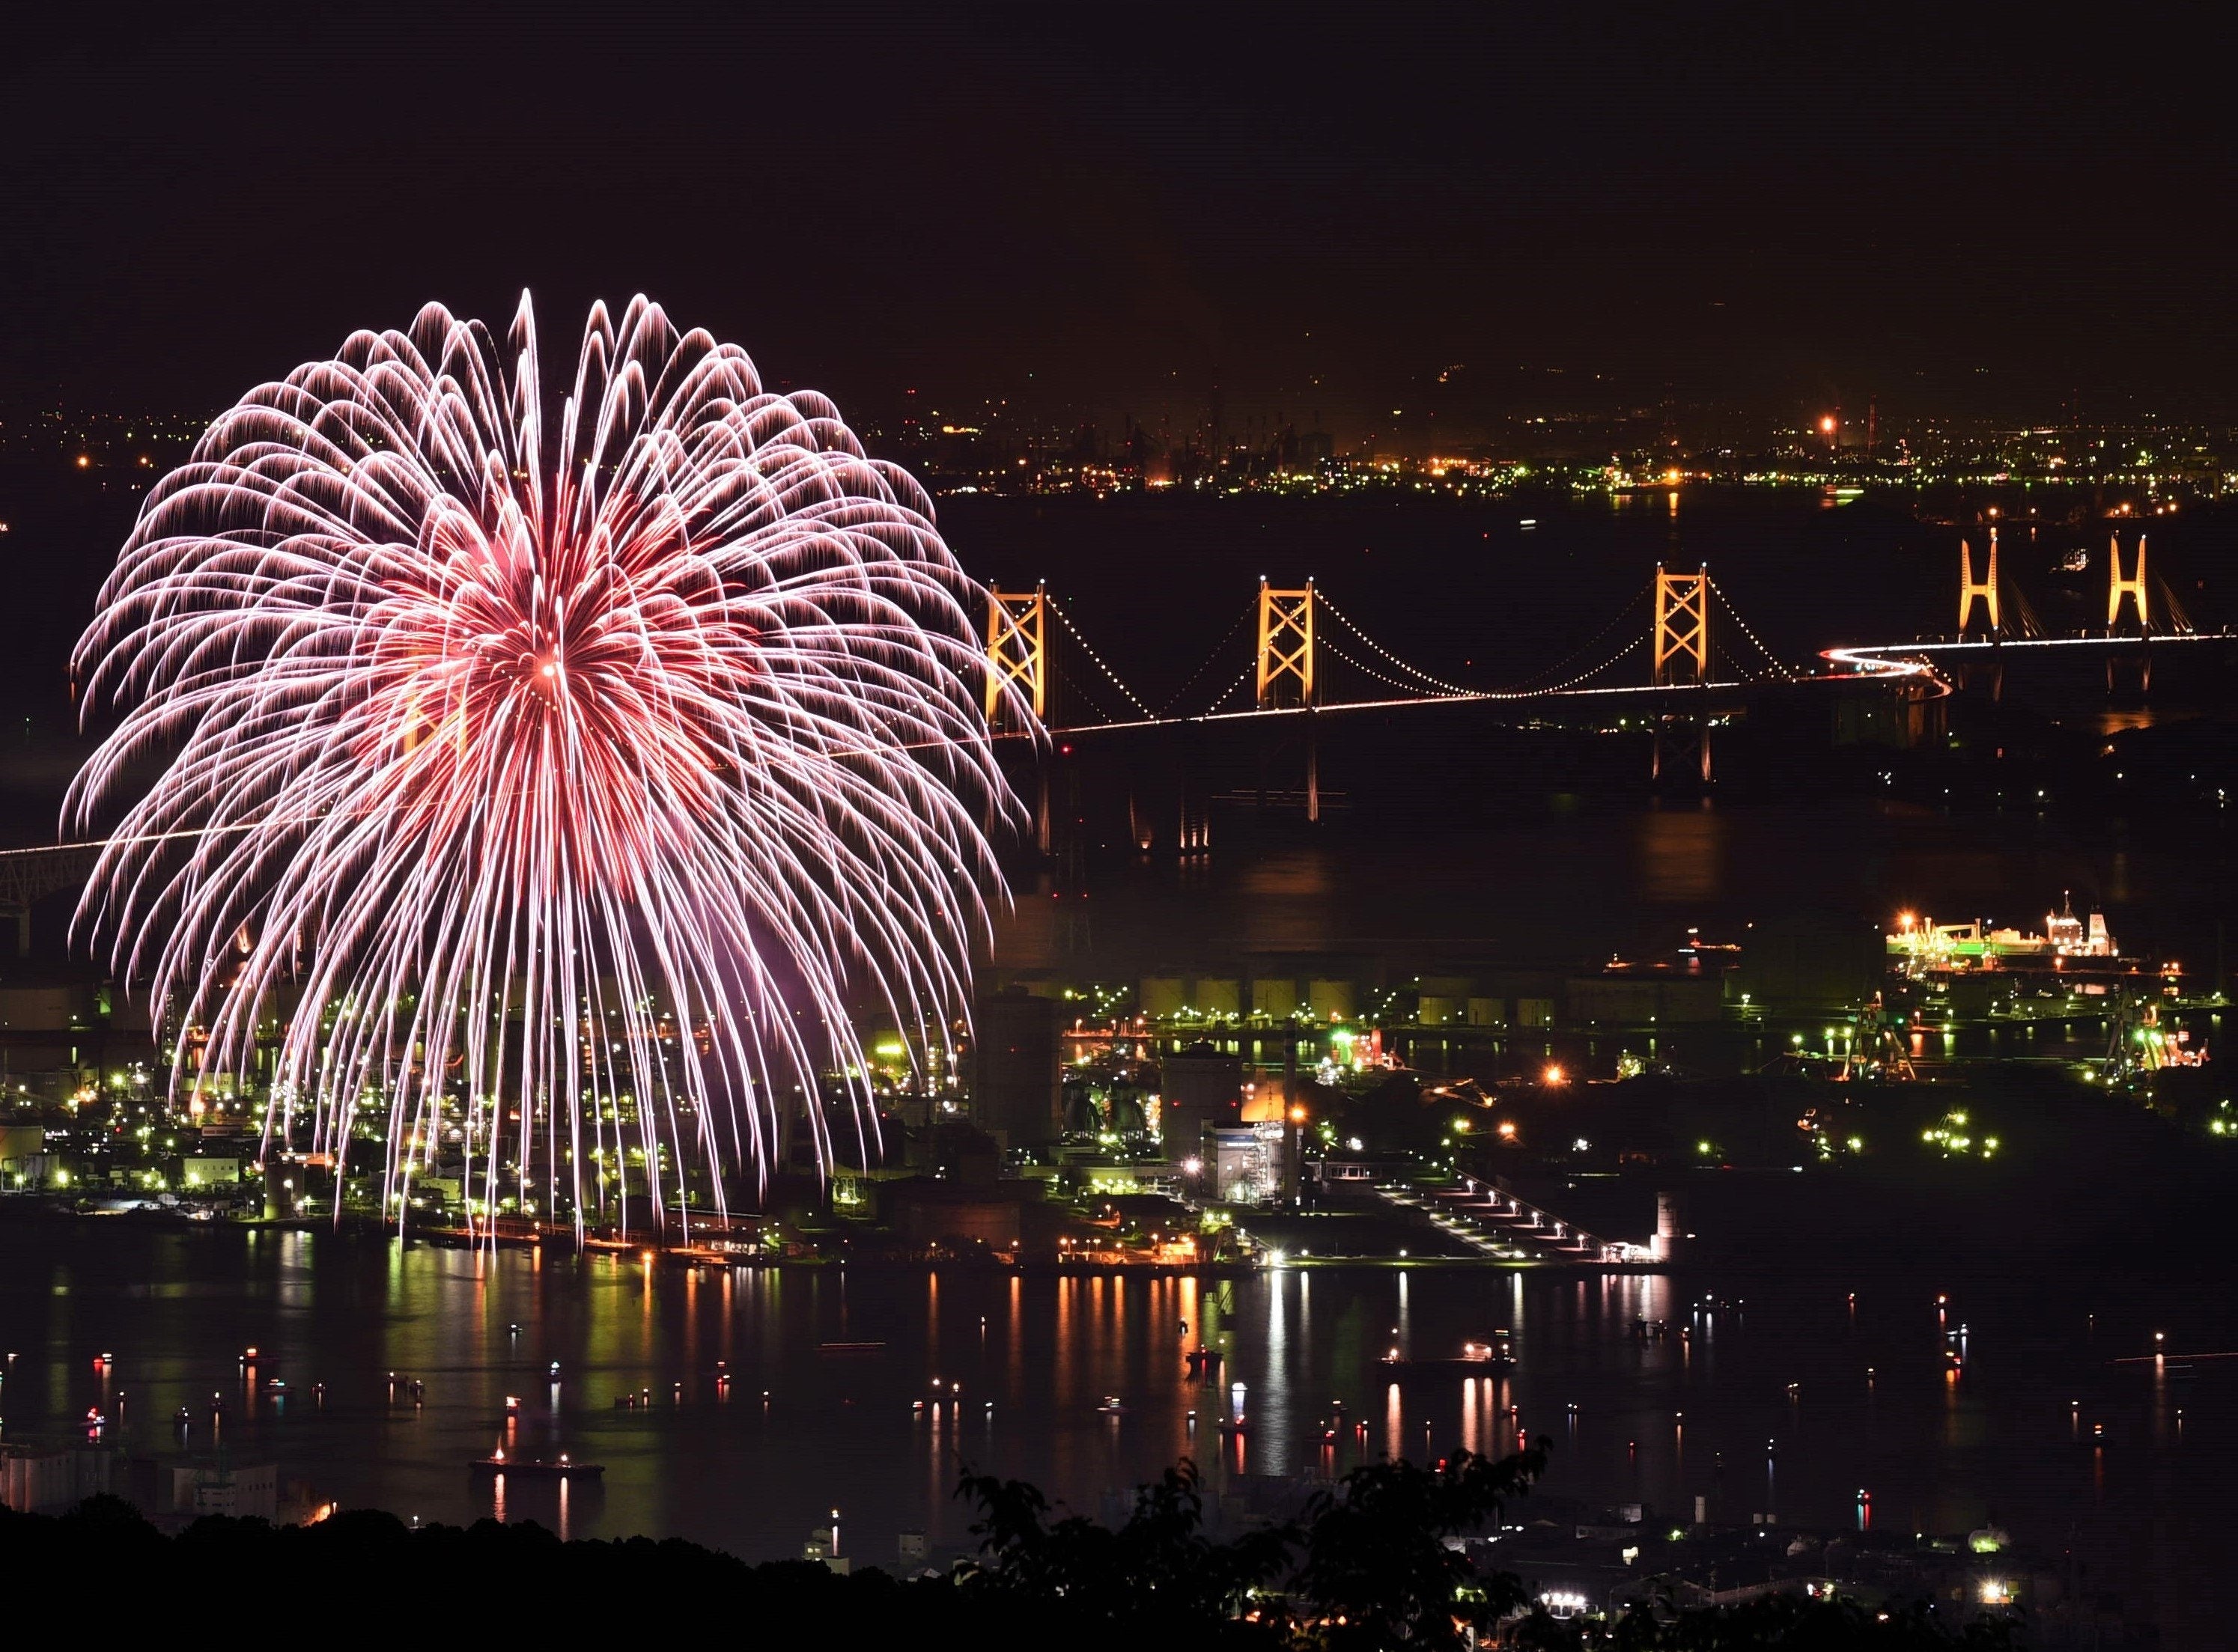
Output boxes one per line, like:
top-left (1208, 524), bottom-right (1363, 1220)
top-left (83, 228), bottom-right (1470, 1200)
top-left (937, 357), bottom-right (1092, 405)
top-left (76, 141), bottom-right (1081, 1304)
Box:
top-left (1193, 978), bottom-right (1241, 1017)
top-left (1139, 977), bottom-right (1186, 1019)
top-left (1250, 978), bottom-right (1299, 1019)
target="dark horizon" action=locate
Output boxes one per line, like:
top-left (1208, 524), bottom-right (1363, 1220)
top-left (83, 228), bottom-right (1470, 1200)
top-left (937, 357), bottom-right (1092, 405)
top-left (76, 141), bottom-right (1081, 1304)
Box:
top-left (7, 7), bottom-right (2238, 445)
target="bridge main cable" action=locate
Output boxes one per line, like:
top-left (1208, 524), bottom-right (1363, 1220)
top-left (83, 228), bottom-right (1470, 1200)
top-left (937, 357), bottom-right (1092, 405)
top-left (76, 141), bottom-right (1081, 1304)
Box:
top-left (1017, 571), bottom-right (1748, 737)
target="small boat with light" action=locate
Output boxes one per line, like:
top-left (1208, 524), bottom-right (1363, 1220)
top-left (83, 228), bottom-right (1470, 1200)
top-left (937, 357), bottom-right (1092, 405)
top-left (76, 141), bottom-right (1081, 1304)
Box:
top-left (468, 1451), bottom-right (603, 1481)
top-left (1378, 1334), bottom-right (1515, 1375)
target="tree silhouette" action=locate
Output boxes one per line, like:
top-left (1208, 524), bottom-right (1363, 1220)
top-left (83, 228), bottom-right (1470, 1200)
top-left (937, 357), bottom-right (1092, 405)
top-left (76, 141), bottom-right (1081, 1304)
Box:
top-left (1292, 1445), bottom-right (1548, 1648)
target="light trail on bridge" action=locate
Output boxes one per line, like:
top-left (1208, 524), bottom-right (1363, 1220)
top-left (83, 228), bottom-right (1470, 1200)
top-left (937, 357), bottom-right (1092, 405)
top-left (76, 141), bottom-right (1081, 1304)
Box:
top-left (1044, 677), bottom-right (1746, 737)
top-left (1823, 630), bottom-right (2225, 684)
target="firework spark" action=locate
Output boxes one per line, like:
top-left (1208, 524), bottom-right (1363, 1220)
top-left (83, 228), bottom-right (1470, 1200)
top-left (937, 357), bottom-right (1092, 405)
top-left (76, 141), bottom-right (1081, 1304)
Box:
top-left (70, 293), bottom-right (1018, 1230)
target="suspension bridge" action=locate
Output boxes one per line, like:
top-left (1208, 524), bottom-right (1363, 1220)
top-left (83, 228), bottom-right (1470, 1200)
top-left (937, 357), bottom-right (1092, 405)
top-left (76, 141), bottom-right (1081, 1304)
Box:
top-left (964, 526), bottom-right (2228, 848)
top-left (985, 521), bottom-right (2220, 738)
top-left (0, 525), bottom-right (2224, 952)
top-left (983, 564), bottom-right (1800, 739)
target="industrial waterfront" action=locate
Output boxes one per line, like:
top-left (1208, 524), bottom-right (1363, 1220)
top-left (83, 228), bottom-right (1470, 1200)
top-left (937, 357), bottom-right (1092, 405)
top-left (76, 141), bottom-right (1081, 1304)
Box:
top-left (0, 487), bottom-right (2229, 1646)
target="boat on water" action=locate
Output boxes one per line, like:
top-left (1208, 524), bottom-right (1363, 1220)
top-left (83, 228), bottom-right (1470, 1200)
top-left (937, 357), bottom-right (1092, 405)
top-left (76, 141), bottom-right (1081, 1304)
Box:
top-left (1890, 895), bottom-right (2117, 972)
top-left (1379, 1334), bottom-right (1515, 1375)
top-left (818, 1341), bottom-right (887, 1357)
top-left (468, 1452), bottom-right (603, 1481)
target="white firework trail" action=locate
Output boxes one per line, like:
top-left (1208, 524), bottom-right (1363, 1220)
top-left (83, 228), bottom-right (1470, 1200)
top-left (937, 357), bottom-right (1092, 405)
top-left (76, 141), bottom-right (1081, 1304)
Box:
top-left (68, 293), bottom-right (1022, 1234)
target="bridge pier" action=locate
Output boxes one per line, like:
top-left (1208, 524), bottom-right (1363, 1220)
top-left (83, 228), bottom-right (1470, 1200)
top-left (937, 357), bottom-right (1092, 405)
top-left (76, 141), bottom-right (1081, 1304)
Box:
top-left (2105, 644), bottom-right (2151, 697)
top-left (1956, 653), bottom-right (2003, 701)
top-left (1651, 715), bottom-right (1712, 790)
top-left (0, 844), bottom-right (101, 960)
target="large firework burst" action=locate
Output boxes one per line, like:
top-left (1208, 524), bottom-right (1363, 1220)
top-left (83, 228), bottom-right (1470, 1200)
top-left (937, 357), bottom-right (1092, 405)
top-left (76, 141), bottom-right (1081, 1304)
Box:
top-left (70, 293), bottom-right (1017, 1229)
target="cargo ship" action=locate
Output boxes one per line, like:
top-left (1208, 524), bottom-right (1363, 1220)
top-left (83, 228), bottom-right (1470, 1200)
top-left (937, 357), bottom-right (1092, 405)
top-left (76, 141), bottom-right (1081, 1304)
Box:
top-left (1889, 894), bottom-right (2116, 975)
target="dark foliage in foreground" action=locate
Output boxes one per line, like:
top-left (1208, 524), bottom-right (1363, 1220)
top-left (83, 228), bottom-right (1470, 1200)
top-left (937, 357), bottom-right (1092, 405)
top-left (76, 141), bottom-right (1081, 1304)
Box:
top-left (955, 1445), bottom-right (1548, 1648)
top-left (1520, 1595), bottom-right (2020, 1650)
top-left (958, 1459), bottom-right (1292, 1642)
top-left (0, 1451), bottom-right (2016, 1648)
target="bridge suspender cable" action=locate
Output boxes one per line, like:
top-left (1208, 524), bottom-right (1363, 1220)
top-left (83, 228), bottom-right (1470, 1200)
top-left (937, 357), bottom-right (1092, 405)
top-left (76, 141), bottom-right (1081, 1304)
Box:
top-left (1154, 597), bottom-right (1260, 719)
top-left (1318, 637), bottom-right (1448, 698)
top-left (1312, 591), bottom-right (1474, 696)
top-left (1487, 586), bottom-right (1647, 694)
top-left (1202, 656), bottom-right (1261, 716)
top-left (1709, 579), bottom-right (1798, 682)
top-left (1043, 595), bottom-right (1155, 720)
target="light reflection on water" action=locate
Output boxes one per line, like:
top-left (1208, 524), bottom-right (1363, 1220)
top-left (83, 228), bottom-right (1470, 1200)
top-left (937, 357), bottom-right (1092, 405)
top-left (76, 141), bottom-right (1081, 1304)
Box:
top-left (5, 1225), bottom-right (2236, 1646)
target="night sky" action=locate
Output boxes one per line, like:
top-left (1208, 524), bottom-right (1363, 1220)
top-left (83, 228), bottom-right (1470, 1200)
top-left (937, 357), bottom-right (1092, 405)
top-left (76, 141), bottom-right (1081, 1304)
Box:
top-left (7, 6), bottom-right (2238, 440)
